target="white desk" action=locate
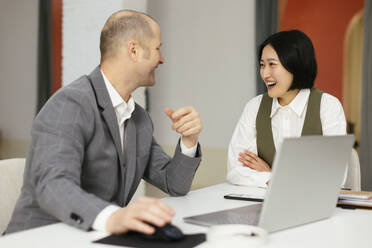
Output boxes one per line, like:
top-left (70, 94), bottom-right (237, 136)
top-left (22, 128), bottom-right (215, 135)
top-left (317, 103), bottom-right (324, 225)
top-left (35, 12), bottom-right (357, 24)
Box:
top-left (1, 183), bottom-right (371, 248)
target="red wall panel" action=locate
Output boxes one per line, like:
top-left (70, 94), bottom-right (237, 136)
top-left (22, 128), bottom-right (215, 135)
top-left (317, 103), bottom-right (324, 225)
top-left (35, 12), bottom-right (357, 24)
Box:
top-left (52, 0), bottom-right (62, 93)
top-left (280, 0), bottom-right (364, 102)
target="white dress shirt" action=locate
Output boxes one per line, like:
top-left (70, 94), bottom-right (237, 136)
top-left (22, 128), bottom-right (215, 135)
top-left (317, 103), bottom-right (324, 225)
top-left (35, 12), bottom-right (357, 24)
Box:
top-left (92, 71), bottom-right (197, 232)
top-left (227, 89), bottom-right (347, 188)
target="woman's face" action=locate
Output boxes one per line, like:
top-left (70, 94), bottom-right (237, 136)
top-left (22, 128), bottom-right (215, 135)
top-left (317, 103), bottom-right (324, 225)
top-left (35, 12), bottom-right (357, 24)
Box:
top-left (260, 45), bottom-right (297, 104)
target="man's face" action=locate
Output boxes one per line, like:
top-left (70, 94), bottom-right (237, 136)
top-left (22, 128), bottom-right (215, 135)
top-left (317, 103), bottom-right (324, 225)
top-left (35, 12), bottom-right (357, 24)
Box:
top-left (137, 24), bottom-right (164, 87)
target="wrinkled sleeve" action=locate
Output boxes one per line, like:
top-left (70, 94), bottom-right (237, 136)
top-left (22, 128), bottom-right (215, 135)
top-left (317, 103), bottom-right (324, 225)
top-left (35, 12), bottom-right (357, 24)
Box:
top-left (30, 88), bottom-right (110, 231)
top-left (227, 95), bottom-right (271, 188)
top-left (320, 93), bottom-right (348, 187)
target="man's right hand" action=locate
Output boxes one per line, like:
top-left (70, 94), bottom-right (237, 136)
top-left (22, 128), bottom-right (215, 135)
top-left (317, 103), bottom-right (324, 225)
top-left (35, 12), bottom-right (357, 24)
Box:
top-left (106, 196), bottom-right (175, 235)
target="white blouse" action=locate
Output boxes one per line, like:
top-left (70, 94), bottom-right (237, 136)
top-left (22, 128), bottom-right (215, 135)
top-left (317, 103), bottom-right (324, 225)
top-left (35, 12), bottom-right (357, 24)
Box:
top-left (227, 89), bottom-right (347, 188)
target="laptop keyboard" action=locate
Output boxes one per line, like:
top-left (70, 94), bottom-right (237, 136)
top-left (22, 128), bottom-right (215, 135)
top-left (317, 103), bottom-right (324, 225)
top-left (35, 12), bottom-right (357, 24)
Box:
top-left (184, 203), bottom-right (262, 226)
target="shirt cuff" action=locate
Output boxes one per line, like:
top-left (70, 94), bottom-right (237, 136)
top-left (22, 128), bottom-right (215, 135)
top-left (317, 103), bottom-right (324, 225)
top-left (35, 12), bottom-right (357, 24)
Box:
top-left (92, 205), bottom-right (120, 233)
top-left (258, 172), bottom-right (272, 188)
top-left (180, 137), bottom-right (197, 157)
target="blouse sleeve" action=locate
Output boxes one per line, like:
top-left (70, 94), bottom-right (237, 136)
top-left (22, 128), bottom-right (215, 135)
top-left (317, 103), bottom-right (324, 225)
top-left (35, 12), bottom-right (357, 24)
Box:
top-left (320, 93), bottom-right (348, 187)
top-left (320, 93), bottom-right (347, 136)
top-left (227, 95), bottom-right (271, 188)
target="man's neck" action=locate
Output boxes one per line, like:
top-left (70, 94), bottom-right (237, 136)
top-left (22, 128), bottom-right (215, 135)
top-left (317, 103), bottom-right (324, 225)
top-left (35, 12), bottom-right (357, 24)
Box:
top-left (100, 64), bottom-right (137, 102)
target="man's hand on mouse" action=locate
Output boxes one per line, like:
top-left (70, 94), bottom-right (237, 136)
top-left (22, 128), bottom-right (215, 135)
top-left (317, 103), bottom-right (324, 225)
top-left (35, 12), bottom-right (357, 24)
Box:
top-left (165, 106), bottom-right (202, 148)
top-left (106, 196), bottom-right (175, 235)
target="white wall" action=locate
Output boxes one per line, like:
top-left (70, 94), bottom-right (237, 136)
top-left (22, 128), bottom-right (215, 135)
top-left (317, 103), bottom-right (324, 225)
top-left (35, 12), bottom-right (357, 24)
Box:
top-left (0, 0), bottom-right (38, 158)
top-left (147, 0), bottom-right (256, 148)
top-left (145, 0), bottom-right (256, 193)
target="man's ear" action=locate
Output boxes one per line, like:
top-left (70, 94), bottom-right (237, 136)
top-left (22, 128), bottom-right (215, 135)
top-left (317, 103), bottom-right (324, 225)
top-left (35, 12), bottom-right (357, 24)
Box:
top-left (127, 40), bottom-right (140, 62)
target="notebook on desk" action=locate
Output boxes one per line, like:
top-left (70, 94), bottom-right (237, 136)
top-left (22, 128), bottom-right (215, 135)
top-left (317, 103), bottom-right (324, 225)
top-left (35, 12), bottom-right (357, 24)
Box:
top-left (184, 135), bottom-right (355, 233)
top-left (337, 190), bottom-right (372, 210)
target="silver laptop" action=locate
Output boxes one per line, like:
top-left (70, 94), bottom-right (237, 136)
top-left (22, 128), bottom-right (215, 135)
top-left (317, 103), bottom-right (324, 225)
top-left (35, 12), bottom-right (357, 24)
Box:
top-left (184, 135), bottom-right (355, 233)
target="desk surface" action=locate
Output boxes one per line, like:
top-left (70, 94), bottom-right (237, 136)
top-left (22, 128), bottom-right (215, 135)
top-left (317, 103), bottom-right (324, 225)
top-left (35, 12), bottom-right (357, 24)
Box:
top-left (1, 183), bottom-right (371, 248)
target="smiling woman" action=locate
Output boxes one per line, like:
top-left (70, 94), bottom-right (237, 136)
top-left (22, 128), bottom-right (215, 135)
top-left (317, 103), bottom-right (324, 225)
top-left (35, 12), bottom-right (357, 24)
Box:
top-left (259, 45), bottom-right (295, 106)
top-left (226, 30), bottom-right (347, 188)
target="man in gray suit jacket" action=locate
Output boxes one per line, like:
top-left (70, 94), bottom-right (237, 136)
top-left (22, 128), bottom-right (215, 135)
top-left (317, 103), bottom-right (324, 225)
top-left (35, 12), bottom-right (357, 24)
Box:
top-left (6, 10), bottom-right (202, 235)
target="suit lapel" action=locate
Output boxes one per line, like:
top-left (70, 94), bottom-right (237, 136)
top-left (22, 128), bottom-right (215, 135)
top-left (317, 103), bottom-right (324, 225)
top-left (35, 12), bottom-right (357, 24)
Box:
top-left (101, 109), bottom-right (124, 165)
top-left (88, 66), bottom-right (124, 166)
top-left (123, 117), bottom-right (137, 202)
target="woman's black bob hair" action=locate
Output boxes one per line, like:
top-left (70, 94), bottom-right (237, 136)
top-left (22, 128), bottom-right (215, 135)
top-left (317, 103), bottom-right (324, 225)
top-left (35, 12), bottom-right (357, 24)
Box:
top-left (258, 30), bottom-right (317, 90)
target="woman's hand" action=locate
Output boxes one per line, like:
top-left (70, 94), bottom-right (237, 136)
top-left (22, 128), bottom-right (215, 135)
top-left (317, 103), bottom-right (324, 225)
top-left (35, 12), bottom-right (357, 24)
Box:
top-left (238, 150), bottom-right (271, 172)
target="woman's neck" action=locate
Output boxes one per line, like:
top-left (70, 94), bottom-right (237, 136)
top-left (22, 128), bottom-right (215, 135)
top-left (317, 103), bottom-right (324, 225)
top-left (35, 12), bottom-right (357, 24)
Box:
top-left (278, 89), bottom-right (300, 106)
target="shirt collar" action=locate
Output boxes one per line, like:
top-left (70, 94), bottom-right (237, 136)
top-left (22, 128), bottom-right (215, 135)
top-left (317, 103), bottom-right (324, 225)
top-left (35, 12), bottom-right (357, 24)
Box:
top-left (270, 89), bottom-right (310, 118)
top-left (101, 70), bottom-right (135, 125)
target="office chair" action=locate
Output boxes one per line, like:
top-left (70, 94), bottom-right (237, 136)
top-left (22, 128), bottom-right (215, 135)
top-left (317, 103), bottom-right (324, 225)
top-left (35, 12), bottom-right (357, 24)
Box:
top-left (0, 158), bottom-right (25, 234)
top-left (344, 149), bottom-right (361, 191)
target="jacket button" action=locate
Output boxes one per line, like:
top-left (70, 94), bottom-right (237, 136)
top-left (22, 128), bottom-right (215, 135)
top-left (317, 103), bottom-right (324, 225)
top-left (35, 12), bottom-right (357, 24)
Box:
top-left (70, 213), bottom-right (83, 224)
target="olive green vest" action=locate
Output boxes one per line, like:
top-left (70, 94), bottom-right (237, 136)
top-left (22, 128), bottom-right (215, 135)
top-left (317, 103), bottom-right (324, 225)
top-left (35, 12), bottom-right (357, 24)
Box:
top-left (256, 88), bottom-right (323, 167)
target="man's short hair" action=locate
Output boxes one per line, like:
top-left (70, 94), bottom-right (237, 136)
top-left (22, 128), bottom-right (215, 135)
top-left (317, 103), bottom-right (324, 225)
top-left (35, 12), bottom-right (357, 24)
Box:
top-left (258, 30), bottom-right (317, 90)
top-left (100, 10), bottom-right (155, 61)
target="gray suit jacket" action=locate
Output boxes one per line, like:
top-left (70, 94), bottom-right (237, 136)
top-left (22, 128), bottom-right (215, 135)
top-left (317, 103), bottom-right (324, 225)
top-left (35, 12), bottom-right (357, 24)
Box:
top-left (5, 66), bottom-right (201, 234)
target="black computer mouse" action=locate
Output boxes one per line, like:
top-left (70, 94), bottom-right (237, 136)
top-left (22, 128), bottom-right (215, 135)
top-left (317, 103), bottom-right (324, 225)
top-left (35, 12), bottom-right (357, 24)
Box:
top-left (140, 223), bottom-right (184, 241)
